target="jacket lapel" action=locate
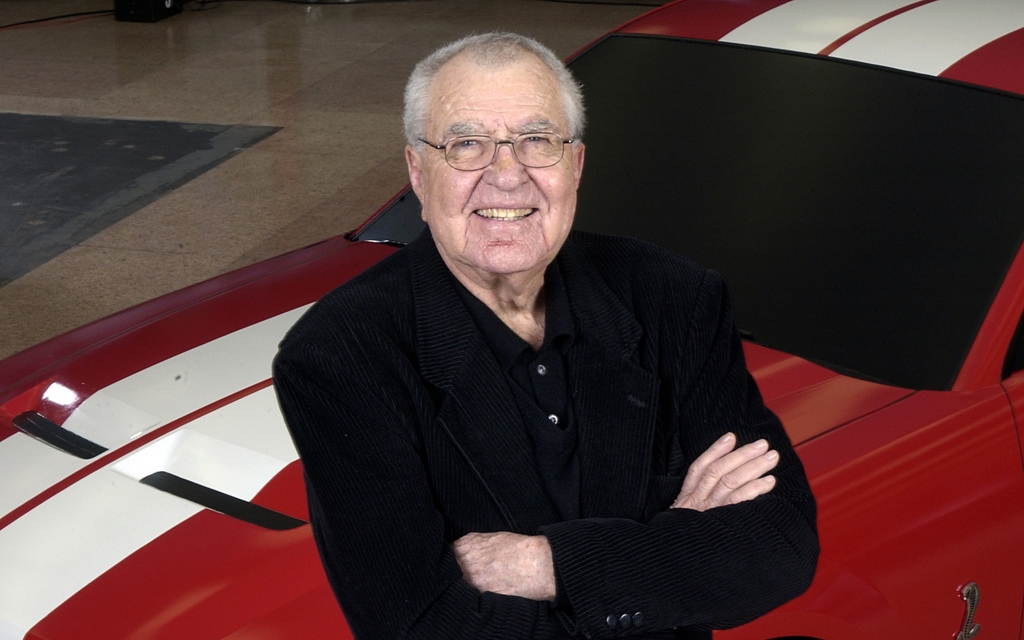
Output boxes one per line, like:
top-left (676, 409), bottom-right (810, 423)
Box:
top-left (559, 238), bottom-right (661, 520)
top-left (410, 233), bottom-right (559, 533)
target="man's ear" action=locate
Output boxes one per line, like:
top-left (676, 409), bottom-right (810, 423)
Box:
top-left (406, 145), bottom-right (427, 213)
top-left (571, 142), bottom-right (585, 190)
top-left (406, 145), bottom-right (432, 222)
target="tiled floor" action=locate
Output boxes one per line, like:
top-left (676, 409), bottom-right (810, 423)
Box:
top-left (0, 0), bottom-right (650, 360)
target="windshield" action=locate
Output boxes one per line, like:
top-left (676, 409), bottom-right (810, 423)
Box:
top-left (568, 34), bottom-right (1024, 390)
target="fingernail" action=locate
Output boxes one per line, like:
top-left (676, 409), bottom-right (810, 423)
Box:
top-left (719, 432), bottom-right (733, 443)
top-left (754, 439), bottom-right (768, 450)
top-left (766, 450), bottom-right (779, 461)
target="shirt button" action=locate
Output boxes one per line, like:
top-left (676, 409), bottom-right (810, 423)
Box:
top-left (605, 614), bottom-right (617, 629)
top-left (536, 364), bottom-right (547, 375)
top-left (548, 414), bottom-right (559, 425)
top-left (618, 613), bottom-right (632, 628)
top-left (632, 612), bottom-right (644, 627)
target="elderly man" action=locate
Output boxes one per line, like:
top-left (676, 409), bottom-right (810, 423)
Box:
top-left (273, 32), bottom-right (818, 640)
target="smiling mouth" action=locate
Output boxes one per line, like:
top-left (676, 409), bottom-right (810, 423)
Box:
top-left (474, 208), bottom-right (534, 221)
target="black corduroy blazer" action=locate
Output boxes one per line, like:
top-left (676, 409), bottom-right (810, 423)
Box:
top-left (273, 230), bottom-right (818, 640)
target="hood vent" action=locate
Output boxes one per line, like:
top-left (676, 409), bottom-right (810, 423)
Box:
top-left (13, 411), bottom-right (108, 459)
top-left (140, 471), bottom-right (306, 530)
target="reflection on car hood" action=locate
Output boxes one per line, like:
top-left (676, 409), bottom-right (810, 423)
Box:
top-left (745, 342), bottom-right (914, 446)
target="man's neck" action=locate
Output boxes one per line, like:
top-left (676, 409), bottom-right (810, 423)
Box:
top-left (444, 258), bottom-right (548, 350)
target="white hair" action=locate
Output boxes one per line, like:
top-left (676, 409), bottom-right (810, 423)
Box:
top-left (402, 32), bottom-right (586, 146)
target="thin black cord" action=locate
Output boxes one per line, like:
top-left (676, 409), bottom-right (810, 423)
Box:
top-left (187, 0), bottom-right (663, 6)
top-left (539, 0), bottom-right (664, 5)
top-left (0, 10), bottom-right (113, 31)
top-left (187, 0), bottom-right (410, 5)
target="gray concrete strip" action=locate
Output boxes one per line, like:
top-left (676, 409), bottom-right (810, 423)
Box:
top-left (0, 115), bottom-right (278, 286)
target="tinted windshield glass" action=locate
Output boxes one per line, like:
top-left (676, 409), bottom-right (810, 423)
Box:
top-left (569, 34), bottom-right (1024, 390)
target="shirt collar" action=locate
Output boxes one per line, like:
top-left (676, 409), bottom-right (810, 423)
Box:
top-left (453, 261), bottom-right (575, 371)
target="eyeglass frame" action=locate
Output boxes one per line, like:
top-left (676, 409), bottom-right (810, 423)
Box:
top-left (417, 132), bottom-right (576, 171)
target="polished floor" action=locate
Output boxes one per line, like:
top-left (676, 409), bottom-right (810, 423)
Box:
top-left (0, 0), bottom-right (649, 360)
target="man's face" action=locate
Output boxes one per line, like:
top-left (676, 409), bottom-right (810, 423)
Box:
top-left (406, 52), bottom-right (585, 283)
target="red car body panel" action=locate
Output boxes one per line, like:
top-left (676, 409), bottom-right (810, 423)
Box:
top-left (4, 1), bottom-right (1024, 639)
top-left (941, 26), bottom-right (1024, 95)
top-left (738, 388), bottom-right (1024, 639)
top-left (617, 0), bottom-right (790, 41)
top-left (744, 345), bottom-right (914, 444)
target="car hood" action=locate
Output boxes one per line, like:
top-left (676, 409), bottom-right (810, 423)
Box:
top-left (0, 304), bottom-right (910, 640)
top-left (744, 342), bottom-right (914, 446)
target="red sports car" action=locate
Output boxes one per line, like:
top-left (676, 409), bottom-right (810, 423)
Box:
top-left (2, 1), bottom-right (1024, 638)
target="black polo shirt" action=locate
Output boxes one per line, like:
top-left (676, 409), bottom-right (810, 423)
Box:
top-left (452, 262), bottom-right (580, 523)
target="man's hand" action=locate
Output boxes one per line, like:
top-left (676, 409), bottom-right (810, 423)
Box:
top-left (672, 432), bottom-right (778, 511)
top-left (452, 531), bottom-right (556, 601)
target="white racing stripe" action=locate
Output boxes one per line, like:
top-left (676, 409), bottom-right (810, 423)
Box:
top-left (0, 434), bottom-right (89, 525)
top-left (830, 0), bottom-right (1024, 75)
top-left (112, 429), bottom-right (287, 499)
top-left (113, 394), bottom-right (298, 500)
top-left (0, 622), bottom-right (22, 640)
top-left (64, 390), bottom-right (161, 451)
top-left (0, 387), bottom-right (298, 640)
top-left (63, 305), bottom-right (310, 447)
top-left (0, 471), bottom-right (203, 640)
top-left (0, 305), bottom-right (309, 523)
top-left (721, 0), bottom-right (919, 54)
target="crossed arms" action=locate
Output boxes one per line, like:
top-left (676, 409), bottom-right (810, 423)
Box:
top-left (454, 432), bottom-right (780, 602)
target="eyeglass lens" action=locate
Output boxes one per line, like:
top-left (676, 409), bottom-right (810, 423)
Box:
top-left (446, 134), bottom-right (564, 170)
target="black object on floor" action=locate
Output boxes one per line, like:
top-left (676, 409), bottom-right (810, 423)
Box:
top-left (115, 0), bottom-right (182, 22)
top-left (0, 114), bottom-right (279, 287)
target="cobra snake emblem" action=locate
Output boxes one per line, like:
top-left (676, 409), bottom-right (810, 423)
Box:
top-left (957, 582), bottom-right (980, 640)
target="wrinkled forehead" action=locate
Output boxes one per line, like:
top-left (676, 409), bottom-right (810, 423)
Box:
top-left (426, 51), bottom-right (567, 137)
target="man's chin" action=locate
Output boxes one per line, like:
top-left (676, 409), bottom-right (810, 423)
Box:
top-left (465, 247), bottom-right (552, 279)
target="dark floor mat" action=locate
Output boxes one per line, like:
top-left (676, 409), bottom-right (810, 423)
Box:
top-left (0, 114), bottom-right (279, 286)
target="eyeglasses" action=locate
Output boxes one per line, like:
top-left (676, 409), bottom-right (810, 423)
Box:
top-left (418, 132), bottom-right (574, 171)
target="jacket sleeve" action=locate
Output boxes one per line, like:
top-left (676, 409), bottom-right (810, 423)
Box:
top-left (273, 324), bottom-right (570, 640)
top-left (539, 268), bottom-right (819, 638)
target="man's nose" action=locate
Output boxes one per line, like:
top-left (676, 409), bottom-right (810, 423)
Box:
top-left (486, 141), bottom-right (528, 185)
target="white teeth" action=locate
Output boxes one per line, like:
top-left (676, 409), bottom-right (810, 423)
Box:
top-left (475, 208), bottom-right (533, 220)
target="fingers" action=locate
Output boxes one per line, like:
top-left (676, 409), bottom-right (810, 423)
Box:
top-left (722, 474), bottom-right (776, 506)
top-left (453, 532), bottom-right (503, 593)
top-left (690, 437), bottom-right (771, 502)
top-left (679, 432), bottom-right (737, 496)
top-left (674, 434), bottom-right (780, 510)
top-left (706, 448), bottom-right (778, 506)
top-left (451, 532), bottom-right (556, 601)
top-left (452, 533), bottom-right (482, 582)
